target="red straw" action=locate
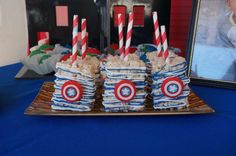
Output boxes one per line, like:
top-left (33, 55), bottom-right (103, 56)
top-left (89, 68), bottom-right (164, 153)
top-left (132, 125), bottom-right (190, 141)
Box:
top-left (124, 12), bottom-right (134, 61)
top-left (72, 15), bottom-right (79, 65)
top-left (81, 19), bottom-right (87, 60)
top-left (152, 12), bottom-right (162, 57)
top-left (118, 13), bottom-right (124, 59)
top-left (160, 26), bottom-right (169, 61)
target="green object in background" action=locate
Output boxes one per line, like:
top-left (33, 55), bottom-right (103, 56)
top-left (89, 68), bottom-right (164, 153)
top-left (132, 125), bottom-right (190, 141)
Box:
top-left (38, 44), bottom-right (54, 51)
top-left (39, 54), bottom-right (51, 64)
top-left (30, 44), bottom-right (54, 58)
top-left (87, 54), bottom-right (97, 57)
top-left (140, 46), bottom-right (148, 53)
top-left (106, 47), bottom-right (116, 56)
top-left (30, 50), bottom-right (45, 58)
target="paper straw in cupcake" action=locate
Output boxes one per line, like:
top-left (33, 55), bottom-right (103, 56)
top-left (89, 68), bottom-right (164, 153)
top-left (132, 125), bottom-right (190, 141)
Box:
top-left (72, 15), bottom-right (79, 66)
top-left (152, 12), bottom-right (162, 57)
top-left (118, 13), bottom-right (124, 59)
top-left (81, 18), bottom-right (87, 60)
top-left (160, 25), bottom-right (169, 63)
top-left (124, 12), bottom-right (134, 61)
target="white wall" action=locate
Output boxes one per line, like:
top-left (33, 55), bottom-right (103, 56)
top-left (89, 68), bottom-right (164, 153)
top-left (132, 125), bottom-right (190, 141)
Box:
top-left (0, 0), bottom-right (27, 66)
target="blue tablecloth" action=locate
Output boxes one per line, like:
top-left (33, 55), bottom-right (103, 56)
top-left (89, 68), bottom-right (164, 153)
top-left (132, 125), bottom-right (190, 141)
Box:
top-left (1, 63), bottom-right (236, 156)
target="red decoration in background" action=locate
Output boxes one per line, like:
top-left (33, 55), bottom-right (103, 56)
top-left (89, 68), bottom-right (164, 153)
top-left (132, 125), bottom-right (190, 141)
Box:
top-left (37, 32), bottom-right (49, 46)
top-left (55, 6), bottom-right (69, 27)
top-left (129, 47), bottom-right (137, 54)
top-left (87, 47), bottom-right (101, 55)
top-left (37, 32), bottom-right (49, 43)
top-left (109, 43), bottom-right (136, 54)
top-left (133, 5), bottom-right (145, 26)
top-left (169, 0), bottom-right (193, 57)
top-left (60, 53), bottom-right (71, 62)
top-left (110, 43), bottom-right (119, 50)
top-left (113, 5), bottom-right (126, 27)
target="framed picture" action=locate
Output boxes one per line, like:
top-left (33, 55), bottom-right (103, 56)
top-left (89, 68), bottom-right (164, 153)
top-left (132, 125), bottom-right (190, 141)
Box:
top-left (187, 0), bottom-right (236, 89)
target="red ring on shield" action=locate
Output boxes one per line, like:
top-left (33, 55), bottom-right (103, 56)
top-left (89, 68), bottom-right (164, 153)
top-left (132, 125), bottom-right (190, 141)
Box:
top-left (114, 80), bottom-right (136, 102)
top-left (61, 80), bottom-right (83, 102)
top-left (161, 77), bottom-right (184, 98)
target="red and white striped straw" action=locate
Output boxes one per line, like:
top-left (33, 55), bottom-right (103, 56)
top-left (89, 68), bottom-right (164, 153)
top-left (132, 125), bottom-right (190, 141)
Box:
top-left (152, 12), bottom-right (162, 57)
top-left (118, 14), bottom-right (124, 59)
top-left (81, 19), bottom-right (87, 60)
top-left (124, 12), bottom-right (134, 61)
top-left (72, 15), bottom-right (79, 65)
top-left (160, 25), bottom-right (169, 61)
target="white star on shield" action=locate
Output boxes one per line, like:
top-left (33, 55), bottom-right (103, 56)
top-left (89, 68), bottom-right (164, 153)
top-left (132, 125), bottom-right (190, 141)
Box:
top-left (67, 88), bottom-right (76, 97)
top-left (122, 87), bottom-right (130, 96)
top-left (168, 84), bottom-right (178, 93)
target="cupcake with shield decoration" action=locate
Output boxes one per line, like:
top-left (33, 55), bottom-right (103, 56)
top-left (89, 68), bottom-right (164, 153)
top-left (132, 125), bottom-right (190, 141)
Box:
top-left (147, 12), bottom-right (190, 110)
top-left (102, 12), bottom-right (148, 112)
top-left (52, 16), bottom-right (100, 111)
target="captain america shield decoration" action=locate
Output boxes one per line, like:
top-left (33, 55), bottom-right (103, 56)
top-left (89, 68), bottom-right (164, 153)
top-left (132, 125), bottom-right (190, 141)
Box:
top-left (114, 80), bottom-right (136, 102)
top-left (161, 77), bottom-right (184, 98)
top-left (61, 80), bottom-right (83, 102)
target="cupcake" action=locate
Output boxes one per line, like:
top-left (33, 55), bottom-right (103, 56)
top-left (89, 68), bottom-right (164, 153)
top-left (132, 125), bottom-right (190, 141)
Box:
top-left (51, 56), bottom-right (100, 111)
top-left (102, 54), bottom-right (147, 112)
top-left (147, 52), bottom-right (190, 110)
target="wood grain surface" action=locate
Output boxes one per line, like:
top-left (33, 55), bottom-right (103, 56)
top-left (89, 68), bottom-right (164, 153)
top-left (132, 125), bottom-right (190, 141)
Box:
top-left (25, 82), bottom-right (214, 116)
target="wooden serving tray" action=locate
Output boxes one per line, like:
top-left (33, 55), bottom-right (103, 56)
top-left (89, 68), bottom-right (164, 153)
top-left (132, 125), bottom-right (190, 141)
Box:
top-left (25, 82), bottom-right (215, 116)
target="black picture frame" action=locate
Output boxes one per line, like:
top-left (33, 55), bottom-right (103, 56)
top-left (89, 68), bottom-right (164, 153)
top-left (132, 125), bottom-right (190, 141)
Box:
top-left (186, 0), bottom-right (236, 89)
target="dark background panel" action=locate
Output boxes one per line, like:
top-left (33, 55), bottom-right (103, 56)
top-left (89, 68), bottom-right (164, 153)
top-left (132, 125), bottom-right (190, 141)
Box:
top-left (25, 0), bottom-right (192, 53)
top-left (26, 0), bottom-right (171, 50)
top-left (110, 0), bottom-right (171, 46)
top-left (26, 0), bottom-right (102, 48)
